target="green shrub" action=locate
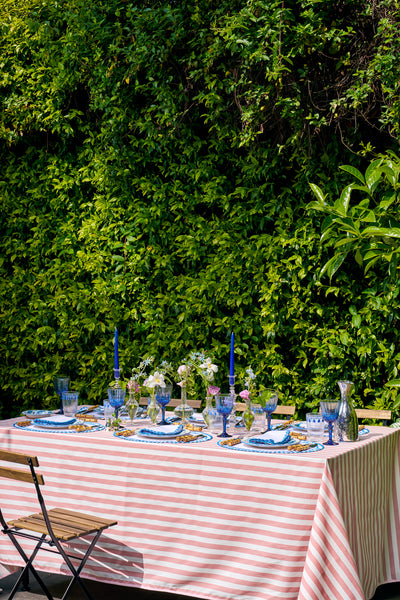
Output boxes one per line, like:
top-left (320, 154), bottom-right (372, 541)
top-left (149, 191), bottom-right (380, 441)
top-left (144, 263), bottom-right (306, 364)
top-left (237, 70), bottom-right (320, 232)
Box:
top-left (1, 0), bottom-right (400, 419)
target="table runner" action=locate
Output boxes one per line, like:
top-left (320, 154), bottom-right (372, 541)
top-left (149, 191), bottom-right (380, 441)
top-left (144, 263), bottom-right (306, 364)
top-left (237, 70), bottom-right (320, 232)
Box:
top-left (0, 421), bottom-right (399, 600)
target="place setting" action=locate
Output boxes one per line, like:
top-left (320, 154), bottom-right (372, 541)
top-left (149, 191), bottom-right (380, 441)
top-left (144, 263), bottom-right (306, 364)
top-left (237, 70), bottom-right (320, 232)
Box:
top-left (14, 414), bottom-right (105, 434)
top-left (16, 388), bottom-right (105, 434)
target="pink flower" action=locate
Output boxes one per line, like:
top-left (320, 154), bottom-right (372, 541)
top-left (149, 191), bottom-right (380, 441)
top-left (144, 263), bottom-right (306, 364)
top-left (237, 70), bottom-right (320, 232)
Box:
top-left (177, 380), bottom-right (184, 387)
top-left (127, 380), bottom-right (140, 393)
top-left (239, 390), bottom-right (250, 400)
top-left (207, 386), bottom-right (220, 396)
top-left (177, 365), bottom-right (188, 375)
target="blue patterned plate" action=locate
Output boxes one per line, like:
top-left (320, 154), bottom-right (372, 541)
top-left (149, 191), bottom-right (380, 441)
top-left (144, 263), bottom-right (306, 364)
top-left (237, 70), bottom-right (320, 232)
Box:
top-left (33, 415), bottom-right (76, 428)
top-left (22, 410), bottom-right (55, 418)
top-left (137, 423), bottom-right (184, 438)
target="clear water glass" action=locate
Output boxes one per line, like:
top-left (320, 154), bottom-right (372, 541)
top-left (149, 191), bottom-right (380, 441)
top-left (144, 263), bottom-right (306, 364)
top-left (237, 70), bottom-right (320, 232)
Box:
top-left (251, 404), bottom-right (266, 433)
top-left (61, 390), bottom-right (79, 417)
top-left (54, 375), bottom-right (70, 414)
top-left (306, 413), bottom-right (325, 442)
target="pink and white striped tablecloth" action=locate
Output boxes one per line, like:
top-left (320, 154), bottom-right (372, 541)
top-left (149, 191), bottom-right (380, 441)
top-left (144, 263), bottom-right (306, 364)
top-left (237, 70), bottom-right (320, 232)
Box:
top-left (0, 420), bottom-right (399, 600)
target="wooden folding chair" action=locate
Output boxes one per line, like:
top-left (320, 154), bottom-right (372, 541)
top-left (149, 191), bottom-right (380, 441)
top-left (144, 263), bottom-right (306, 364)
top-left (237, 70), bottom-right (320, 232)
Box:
top-left (235, 402), bottom-right (296, 420)
top-left (138, 397), bottom-right (202, 409)
top-left (0, 449), bottom-right (117, 600)
top-left (355, 408), bottom-right (392, 426)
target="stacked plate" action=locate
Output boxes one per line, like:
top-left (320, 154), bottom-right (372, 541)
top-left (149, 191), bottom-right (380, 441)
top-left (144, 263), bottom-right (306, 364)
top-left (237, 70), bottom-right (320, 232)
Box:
top-left (242, 430), bottom-right (293, 449)
top-left (136, 423), bottom-right (185, 439)
top-left (32, 415), bottom-right (76, 429)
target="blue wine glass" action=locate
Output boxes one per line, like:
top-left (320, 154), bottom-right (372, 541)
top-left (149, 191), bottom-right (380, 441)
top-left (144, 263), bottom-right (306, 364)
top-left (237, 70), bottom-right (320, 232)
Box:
top-left (107, 387), bottom-right (126, 418)
top-left (320, 401), bottom-right (339, 445)
top-left (260, 389), bottom-right (278, 431)
top-left (215, 394), bottom-right (235, 438)
top-left (54, 375), bottom-right (70, 414)
top-left (156, 385), bottom-right (172, 425)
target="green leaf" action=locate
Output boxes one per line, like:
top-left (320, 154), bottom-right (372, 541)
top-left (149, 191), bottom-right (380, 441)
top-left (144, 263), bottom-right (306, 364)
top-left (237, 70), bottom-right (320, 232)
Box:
top-left (309, 183), bottom-right (326, 205)
top-left (363, 227), bottom-right (400, 239)
top-left (339, 165), bottom-right (365, 185)
top-left (333, 184), bottom-right (352, 216)
top-left (385, 379), bottom-right (400, 387)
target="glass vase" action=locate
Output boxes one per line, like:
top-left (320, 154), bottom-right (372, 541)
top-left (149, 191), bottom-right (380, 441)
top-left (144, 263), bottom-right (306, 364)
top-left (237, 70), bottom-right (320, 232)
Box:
top-left (125, 392), bottom-right (139, 426)
top-left (243, 400), bottom-right (255, 432)
top-left (202, 396), bottom-right (214, 427)
top-left (147, 395), bottom-right (160, 424)
top-left (174, 385), bottom-right (194, 423)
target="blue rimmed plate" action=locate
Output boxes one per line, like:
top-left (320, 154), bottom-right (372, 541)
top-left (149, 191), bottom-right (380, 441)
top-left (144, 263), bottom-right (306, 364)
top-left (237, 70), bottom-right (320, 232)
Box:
top-left (22, 410), bottom-right (56, 418)
top-left (33, 415), bottom-right (76, 428)
top-left (137, 423), bottom-right (185, 439)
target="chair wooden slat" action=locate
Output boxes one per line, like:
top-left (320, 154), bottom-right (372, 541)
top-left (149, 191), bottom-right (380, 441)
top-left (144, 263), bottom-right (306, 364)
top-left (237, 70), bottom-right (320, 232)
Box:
top-left (355, 408), bottom-right (392, 420)
top-left (0, 449), bottom-right (39, 466)
top-left (0, 466), bottom-right (44, 485)
top-left (138, 397), bottom-right (202, 409)
top-left (235, 402), bottom-right (295, 417)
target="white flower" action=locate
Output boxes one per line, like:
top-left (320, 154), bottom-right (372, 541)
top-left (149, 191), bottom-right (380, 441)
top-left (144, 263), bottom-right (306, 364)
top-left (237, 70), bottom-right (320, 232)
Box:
top-left (200, 359), bottom-right (218, 373)
top-left (145, 372), bottom-right (165, 388)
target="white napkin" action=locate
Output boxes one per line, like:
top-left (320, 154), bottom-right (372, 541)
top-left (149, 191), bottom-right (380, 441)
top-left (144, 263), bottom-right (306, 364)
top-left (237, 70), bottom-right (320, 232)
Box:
top-left (248, 430), bottom-right (291, 445)
top-left (139, 424), bottom-right (184, 436)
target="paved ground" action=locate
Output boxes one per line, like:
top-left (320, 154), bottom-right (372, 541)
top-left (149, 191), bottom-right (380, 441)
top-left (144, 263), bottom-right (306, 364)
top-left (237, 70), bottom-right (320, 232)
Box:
top-left (0, 570), bottom-right (399, 599)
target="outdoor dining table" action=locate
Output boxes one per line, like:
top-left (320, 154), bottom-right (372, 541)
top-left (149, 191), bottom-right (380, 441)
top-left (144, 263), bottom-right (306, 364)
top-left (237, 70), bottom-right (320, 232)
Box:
top-left (0, 415), bottom-right (399, 600)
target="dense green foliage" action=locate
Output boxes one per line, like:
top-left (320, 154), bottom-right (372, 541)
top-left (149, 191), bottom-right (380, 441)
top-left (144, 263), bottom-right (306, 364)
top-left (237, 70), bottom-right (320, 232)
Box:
top-left (1, 0), bottom-right (400, 418)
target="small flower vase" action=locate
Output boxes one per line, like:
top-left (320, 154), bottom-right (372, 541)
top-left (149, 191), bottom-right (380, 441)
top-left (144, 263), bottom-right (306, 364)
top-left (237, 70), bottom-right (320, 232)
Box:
top-left (243, 399), bottom-right (255, 431)
top-left (126, 391), bottom-right (139, 426)
top-left (174, 385), bottom-right (194, 423)
top-left (202, 396), bottom-right (214, 427)
top-left (147, 395), bottom-right (160, 424)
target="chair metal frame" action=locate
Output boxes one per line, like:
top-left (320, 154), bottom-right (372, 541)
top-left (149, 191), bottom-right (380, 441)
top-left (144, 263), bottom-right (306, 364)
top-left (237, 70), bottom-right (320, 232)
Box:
top-left (0, 449), bottom-right (117, 600)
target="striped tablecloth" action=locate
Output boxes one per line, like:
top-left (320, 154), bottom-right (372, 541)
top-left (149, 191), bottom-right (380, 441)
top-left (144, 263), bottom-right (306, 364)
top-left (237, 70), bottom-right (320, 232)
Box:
top-left (0, 420), bottom-right (399, 600)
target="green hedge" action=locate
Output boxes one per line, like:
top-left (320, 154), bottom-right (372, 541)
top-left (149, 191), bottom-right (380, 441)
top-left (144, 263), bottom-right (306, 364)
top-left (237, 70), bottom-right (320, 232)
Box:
top-left (1, 0), bottom-right (400, 419)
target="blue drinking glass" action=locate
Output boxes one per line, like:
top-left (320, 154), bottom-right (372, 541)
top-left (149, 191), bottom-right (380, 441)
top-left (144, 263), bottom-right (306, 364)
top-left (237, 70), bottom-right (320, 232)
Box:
top-left (320, 401), bottom-right (339, 446)
top-left (54, 375), bottom-right (70, 414)
top-left (107, 387), bottom-right (126, 418)
top-left (215, 394), bottom-right (235, 438)
top-left (260, 389), bottom-right (278, 431)
top-left (155, 385), bottom-right (172, 425)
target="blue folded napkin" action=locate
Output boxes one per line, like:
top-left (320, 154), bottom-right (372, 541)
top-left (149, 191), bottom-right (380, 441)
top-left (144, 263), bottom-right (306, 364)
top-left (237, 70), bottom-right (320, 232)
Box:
top-left (248, 430), bottom-right (291, 446)
top-left (139, 424), bottom-right (184, 437)
top-left (33, 415), bottom-right (76, 427)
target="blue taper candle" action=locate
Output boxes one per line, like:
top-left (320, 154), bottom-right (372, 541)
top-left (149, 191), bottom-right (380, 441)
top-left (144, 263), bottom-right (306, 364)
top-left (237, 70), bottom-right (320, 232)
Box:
top-left (229, 331), bottom-right (234, 386)
top-left (114, 328), bottom-right (119, 371)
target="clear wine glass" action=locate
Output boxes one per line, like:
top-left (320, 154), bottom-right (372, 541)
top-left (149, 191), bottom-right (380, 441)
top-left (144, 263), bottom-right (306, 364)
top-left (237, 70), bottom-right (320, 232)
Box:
top-left (54, 375), bottom-right (70, 414)
top-left (107, 387), bottom-right (126, 419)
top-left (260, 389), bottom-right (278, 431)
top-left (156, 385), bottom-right (172, 425)
top-left (215, 394), bottom-right (235, 438)
top-left (320, 401), bottom-right (339, 445)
